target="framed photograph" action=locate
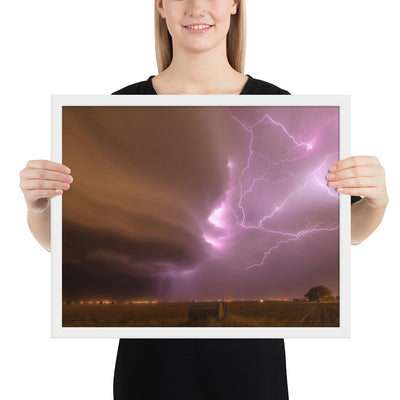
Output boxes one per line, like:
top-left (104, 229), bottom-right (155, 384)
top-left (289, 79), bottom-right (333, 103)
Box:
top-left (51, 94), bottom-right (351, 338)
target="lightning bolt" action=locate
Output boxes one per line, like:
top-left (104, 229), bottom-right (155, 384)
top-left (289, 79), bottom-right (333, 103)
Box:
top-left (205, 108), bottom-right (339, 271)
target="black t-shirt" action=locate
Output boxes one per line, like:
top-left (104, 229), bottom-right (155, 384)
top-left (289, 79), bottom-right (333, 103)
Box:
top-left (111, 74), bottom-right (363, 400)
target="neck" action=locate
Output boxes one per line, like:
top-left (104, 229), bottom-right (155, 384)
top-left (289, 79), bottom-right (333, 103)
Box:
top-left (162, 39), bottom-right (238, 94)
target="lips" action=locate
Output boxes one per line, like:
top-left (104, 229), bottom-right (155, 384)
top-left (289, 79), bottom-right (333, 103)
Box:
top-left (183, 23), bottom-right (214, 28)
top-left (183, 24), bottom-right (214, 33)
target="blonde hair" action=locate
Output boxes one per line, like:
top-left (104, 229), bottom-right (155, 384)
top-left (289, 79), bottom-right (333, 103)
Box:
top-left (154, 0), bottom-right (247, 73)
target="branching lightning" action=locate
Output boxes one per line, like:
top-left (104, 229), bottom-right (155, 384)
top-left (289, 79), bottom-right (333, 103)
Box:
top-left (205, 108), bottom-right (339, 271)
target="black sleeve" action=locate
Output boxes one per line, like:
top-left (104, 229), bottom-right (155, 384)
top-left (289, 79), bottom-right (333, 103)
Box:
top-left (351, 195), bottom-right (363, 204)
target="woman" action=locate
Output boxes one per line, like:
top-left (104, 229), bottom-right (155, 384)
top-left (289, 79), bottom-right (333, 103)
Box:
top-left (19, 1), bottom-right (389, 398)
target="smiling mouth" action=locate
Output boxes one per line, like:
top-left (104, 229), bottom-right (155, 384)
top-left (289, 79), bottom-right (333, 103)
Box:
top-left (183, 24), bottom-right (214, 31)
top-left (183, 24), bottom-right (215, 33)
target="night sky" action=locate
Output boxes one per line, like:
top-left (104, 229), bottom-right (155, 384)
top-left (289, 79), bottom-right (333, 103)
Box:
top-left (62, 105), bottom-right (339, 301)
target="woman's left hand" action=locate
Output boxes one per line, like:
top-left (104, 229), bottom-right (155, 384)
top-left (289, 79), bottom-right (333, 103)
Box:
top-left (327, 155), bottom-right (389, 209)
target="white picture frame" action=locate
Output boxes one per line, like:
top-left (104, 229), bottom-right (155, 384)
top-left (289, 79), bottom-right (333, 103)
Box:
top-left (51, 94), bottom-right (351, 338)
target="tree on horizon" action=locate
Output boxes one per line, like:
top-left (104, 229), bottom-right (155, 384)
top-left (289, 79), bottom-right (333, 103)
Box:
top-left (304, 286), bottom-right (332, 302)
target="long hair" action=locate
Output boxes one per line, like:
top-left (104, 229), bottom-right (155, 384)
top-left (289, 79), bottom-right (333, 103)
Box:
top-left (154, 1), bottom-right (247, 73)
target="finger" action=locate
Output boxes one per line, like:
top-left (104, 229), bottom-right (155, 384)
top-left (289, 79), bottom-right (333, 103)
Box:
top-left (328, 177), bottom-right (376, 188)
top-left (20, 178), bottom-right (71, 191)
top-left (26, 160), bottom-right (71, 174)
top-left (329, 156), bottom-right (380, 172)
top-left (21, 168), bottom-right (73, 183)
top-left (326, 165), bottom-right (378, 181)
top-left (336, 187), bottom-right (373, 197)
top-left (24, 188), bottom-right (64, 201)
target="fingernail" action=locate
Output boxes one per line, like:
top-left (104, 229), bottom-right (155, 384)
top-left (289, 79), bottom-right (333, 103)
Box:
top-left (65, 167), bottom-right (71, 173)
top-left (330, 165), bottom-right (337, 171)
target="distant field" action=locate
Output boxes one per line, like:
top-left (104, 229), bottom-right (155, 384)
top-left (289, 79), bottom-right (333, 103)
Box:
top-left (62, 301), bottom-right (339, 327)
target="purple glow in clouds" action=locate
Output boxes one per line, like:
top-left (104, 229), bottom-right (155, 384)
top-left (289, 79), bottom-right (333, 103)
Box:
top-left (184, 106), bottom-right (340, 300)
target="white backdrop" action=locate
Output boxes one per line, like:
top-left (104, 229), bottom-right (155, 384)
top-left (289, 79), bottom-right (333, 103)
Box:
top-left (1, 1), bottom-right (397, 399)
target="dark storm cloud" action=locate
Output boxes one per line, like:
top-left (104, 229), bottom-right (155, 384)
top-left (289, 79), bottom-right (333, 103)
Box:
top-left (62, 106), bottom-right (236, 299)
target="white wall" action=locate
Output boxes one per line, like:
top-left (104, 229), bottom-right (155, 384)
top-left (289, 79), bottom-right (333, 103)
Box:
top-left (1, 1), bottom-right (398, 399)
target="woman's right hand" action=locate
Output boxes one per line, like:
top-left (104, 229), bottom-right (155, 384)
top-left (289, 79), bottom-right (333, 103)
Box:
top-left (19, 160), bottom-right (73, 214)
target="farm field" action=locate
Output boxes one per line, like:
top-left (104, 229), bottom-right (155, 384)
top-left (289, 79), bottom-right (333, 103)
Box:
top-left (62, 301), bottom-right (339, 327)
